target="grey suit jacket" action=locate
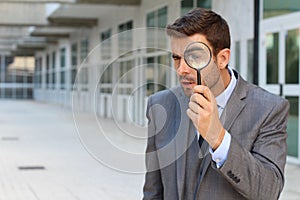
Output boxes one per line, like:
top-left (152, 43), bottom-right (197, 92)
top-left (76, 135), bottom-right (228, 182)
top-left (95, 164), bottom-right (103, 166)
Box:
top-left (143, 71), bottom-right (289, 200)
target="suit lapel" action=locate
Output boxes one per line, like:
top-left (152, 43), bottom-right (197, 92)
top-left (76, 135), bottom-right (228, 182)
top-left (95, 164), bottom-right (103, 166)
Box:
top-left (197, 73), bottom-right (248, 187)
top-left (174, 88), bottom-right (195, 199)
top-left (220, 73), bottom-right (247, 130)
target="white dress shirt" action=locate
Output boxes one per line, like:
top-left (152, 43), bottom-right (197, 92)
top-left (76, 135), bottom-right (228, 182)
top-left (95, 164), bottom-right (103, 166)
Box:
top-left (196, 67), bottom-right (237, 168)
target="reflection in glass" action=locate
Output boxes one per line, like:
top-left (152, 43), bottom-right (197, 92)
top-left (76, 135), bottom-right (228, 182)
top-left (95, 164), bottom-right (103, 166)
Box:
top-left (266, 33), bottom-right (279, 84)
top-left (286, 96), bottom-right (299, 157)
top-left (285, 29), bottom-right (299, 84)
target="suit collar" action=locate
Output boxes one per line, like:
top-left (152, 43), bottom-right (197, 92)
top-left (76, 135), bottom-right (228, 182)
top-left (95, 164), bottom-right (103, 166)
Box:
top-left (198, 71), bottom-right (249, 190)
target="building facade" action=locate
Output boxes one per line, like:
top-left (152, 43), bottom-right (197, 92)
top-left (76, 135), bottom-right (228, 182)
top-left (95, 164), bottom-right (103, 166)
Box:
top-left (28, 0), bottom-right (300, 164)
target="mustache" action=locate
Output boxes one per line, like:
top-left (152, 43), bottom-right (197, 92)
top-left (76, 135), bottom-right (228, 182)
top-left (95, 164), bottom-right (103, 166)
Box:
top-left (179, 75), bottom-right (196, 82)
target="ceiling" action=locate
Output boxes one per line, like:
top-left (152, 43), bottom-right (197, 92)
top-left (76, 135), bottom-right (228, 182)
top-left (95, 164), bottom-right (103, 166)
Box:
top-left (0, 0), bottom-right (141, 56)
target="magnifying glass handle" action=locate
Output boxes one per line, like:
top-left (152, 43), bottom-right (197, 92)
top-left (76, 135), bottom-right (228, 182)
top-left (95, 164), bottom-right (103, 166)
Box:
top-left (197, 69), bottom-right (201, 85)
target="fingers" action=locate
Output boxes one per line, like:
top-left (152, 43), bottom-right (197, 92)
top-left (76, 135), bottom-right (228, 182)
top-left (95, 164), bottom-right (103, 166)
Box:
top-left (190, 92), bottom-right (210, 112)
top-left (193, 85), bottom-right (212, 102)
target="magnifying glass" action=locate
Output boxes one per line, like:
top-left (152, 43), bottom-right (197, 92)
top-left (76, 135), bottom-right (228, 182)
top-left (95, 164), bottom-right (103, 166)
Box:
top-left (184, 42), bottom-right (212, 85)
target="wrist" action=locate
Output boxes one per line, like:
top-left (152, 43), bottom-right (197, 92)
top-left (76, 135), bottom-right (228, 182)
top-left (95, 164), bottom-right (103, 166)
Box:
top-left (212, 128), bottom-right (225, 150)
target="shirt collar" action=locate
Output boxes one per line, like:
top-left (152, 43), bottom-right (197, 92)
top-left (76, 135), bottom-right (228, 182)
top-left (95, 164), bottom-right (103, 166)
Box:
top-left (215, 66), bottom-right (237, 109)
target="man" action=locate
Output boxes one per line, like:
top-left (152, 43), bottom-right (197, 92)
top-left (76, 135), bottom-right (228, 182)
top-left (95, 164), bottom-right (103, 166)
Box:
top-left (143, 8), bottom-right (289, 200)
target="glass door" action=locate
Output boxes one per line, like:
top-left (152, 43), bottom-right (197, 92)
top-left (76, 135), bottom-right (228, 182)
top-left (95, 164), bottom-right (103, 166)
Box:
top-left (260, 13), bottom-right (300, 163)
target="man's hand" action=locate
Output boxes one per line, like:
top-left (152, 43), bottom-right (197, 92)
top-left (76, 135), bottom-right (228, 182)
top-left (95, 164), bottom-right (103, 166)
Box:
top-left (186, 85), bottom-right (225, 150)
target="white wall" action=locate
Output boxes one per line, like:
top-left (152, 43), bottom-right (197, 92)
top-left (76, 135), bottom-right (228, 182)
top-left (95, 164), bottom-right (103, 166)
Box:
top-left (213, 0), bottom-right (254, 79)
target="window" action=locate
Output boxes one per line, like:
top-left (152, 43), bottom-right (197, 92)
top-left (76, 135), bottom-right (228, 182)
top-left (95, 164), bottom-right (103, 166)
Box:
top-left (80, 39), bottom-right (89, 63)
top-left (46, 54), bottom-right (50, 89)
top-left (146, 6), bottom-right (168, 52)
top-left (60, 47), bottom-right (66, 89)
top-left (118, 21), bottom-right (133, 55)
top-left (285, 29), bottom-right (299, 84)
top-left (247, 39), bottom-right (254, 83)
top-left (266, 33), bottom-right (279, 84)
top-left (100, 63), bottom-right (113, 94)
top-left (101, 29), bottom-right (112, 60)
top-left (119, 60), bottom-right (133, 95)
top-left (235, 41), bottom-right (241, 73)
top-left (146, 54), bottom-right (171, 96)
top-left (52, 51), bottom-right (56, 89)
top-left (34, 57), bottom-right (42, 89)
top-left (263, 0), bottom-right (300, 19)
top-left (286, 96), bottom-right (299, 157)
top-left (181, 0), bottom-right (211, 15)
top-left (80, 39), bottom-right (89, 91)
top-left (145, 6), bottom-right (170, 96)
top-left (71, 43), bottom-right (78, 88)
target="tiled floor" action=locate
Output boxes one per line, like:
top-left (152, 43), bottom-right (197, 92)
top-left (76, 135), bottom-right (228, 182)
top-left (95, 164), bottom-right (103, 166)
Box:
top-left (0, 100), bottom-right (298, 200)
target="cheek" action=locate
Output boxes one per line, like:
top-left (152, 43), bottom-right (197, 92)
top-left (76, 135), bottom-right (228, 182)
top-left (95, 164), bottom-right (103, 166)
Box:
top-left (201, 63), bottom-right (221, 85)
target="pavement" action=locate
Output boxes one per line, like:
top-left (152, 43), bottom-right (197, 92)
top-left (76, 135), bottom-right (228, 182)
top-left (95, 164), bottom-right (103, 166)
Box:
top-left (0, 99), bottom-right (299, 200)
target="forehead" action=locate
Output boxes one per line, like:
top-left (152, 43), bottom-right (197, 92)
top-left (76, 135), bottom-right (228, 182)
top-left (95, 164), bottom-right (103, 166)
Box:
top-left (170, 34), bottom-right (211, 55)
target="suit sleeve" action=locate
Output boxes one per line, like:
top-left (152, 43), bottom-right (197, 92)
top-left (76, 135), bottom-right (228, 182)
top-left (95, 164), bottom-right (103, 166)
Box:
top-left (143, 96), bottom-right (164, 200)
top-left (215, 98), bottom-right (289, 200)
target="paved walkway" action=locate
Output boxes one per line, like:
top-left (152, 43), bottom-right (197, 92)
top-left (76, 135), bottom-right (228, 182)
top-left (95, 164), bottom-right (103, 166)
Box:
top-left (0, 100), bottom-right (299, 200)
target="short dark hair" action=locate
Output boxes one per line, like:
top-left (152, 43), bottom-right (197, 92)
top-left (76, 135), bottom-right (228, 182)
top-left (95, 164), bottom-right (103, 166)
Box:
top-left (166, 8), bottom-right (231, 57)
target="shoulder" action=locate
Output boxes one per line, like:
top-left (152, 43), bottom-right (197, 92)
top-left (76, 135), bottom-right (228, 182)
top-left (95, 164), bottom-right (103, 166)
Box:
top-left (148, 86), bottom-right (184, 106)
top-left (236, 74), bottom-right (289, 111)
top-left (146, 86), bottom-right (185, 120)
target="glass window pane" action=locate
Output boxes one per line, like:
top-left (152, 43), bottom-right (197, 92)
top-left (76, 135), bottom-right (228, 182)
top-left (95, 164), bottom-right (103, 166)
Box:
top-left (197, 0), bottom-right (212, 8)
top-left (52, 72), bottom-right (56, 89)
top-left (101, 29), bottom-right (112, 60)
top-left (235, 41), bottom-right (241, 72)
top-left (266, 32), bottom-right (279, 84)
top-left (52, 52), bottom-right (56, 70)
top-left (146, 57), bottom-right (155, 96)
top-left (181, 0), bottom-right (193, 16)
top-left (46, 54), bottom-right (50, 70)
top-left (146, 7), bottom-right (168, 52)
top-left (60, 71), bottom-right (65, 89)
top-left (71, 43), bottom-right (78, 66)
top-left (60, 48), bottom-right (66, 68)
top-left (286, 96), bottom-right (299, 157)
top-left (157, 55), bottom-right (168, 92)
top-left (158, 6), bottom-right (167, 28)
top-left (247, 39), bottom-right (254, 83)
top-left (80, 39), bottom-right (89, 62)
top-left (147, 12), bottom-right (155, 27)
top-left (118, 21), bottom-right (133, 55)
top-left (285, 29), bottom-right (299, 84)
top-left (264, 0), bottom-right (300, 19)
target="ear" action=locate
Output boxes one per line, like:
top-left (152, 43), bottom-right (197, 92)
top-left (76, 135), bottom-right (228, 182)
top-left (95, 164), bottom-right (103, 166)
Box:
top-left (216, 48), bottom-right (230, 69)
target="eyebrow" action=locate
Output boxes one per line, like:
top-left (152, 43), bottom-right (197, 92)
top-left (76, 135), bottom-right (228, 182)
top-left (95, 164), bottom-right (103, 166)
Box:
top-left (172, 54), bottom-right (181, 59)
top-left (185, 47), bottom-right (205, 54)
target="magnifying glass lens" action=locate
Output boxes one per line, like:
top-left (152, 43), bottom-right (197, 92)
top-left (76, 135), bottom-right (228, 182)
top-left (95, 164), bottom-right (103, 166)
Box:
top-left (184, 42), bottom-right (211, 70)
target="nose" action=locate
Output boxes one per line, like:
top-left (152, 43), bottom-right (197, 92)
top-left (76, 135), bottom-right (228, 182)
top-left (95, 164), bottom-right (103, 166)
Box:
top-left (176, 58), bottom-right (191, 76)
